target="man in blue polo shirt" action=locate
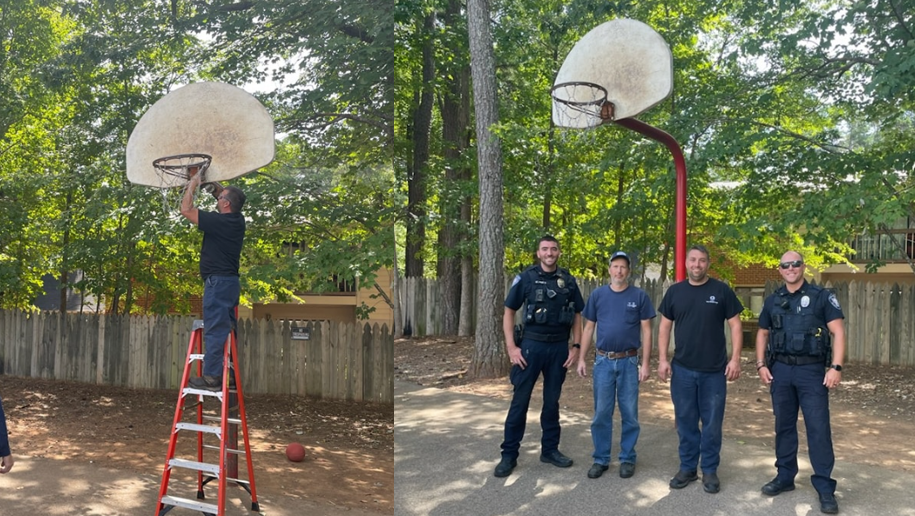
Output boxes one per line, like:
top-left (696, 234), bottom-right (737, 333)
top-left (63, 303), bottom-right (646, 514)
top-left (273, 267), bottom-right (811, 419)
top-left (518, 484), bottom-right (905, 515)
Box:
top-left (577, 251), bottom-right (655, 480)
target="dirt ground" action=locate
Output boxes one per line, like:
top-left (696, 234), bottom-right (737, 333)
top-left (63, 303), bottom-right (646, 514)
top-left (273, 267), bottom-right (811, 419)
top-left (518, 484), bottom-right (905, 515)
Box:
top-left (395, 336), bottom-right (915, 473)
top-left (0, 375), bottom-right (394, 513)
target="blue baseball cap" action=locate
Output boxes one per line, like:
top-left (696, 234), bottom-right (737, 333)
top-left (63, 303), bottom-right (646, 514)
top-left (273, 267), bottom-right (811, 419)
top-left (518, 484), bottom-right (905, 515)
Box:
top-left (609, 251), bottom-right (630, 265)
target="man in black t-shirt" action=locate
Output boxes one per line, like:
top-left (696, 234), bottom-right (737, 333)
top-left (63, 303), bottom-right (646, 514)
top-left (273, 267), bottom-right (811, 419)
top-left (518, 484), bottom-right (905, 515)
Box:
top-left (180, 173), bottom-right (247, 391)
top-left (657, 244), bottom-right (743, 494)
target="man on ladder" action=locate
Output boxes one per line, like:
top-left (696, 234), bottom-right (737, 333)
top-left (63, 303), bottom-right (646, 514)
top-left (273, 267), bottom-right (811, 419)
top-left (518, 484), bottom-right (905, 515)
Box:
top-left (180, 173), bottom-right (247, 391)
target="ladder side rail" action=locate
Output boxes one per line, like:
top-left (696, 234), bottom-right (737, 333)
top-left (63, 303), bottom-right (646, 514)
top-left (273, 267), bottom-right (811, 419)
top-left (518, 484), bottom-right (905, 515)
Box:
top-left (155, 327), bottom-right (203, 515)
top-left (217, 333), bottom-right (232, 516)
top-left (231, 332), bottom-right (259, 509)
top-left (195, 330), bottom-right (206, 498)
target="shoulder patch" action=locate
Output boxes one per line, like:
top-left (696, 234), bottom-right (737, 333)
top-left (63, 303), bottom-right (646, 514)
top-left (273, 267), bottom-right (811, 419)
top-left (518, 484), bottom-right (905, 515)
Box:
top-left (511, 275), bottom-right (521, 287)
top-left (828, 294), bottom-right (841, 310)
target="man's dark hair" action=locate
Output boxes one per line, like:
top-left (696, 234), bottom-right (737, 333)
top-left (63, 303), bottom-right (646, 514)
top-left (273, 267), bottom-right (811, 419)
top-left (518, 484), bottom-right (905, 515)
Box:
top-left (222, 186), bottom-right (246, 213)
top-left (688, 244), bottom-right (710, 259)
top-left (537, 234), bottom-right (560, 250)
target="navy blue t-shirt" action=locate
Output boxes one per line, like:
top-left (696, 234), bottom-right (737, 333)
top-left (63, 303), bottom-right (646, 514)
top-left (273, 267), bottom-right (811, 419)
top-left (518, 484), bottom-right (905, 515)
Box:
top-left (582, 284), bottom-right (656, 352)
top-left (658, 278), bottom-right (743, 372)
top-left (198, 210), bottom-right (245, 279)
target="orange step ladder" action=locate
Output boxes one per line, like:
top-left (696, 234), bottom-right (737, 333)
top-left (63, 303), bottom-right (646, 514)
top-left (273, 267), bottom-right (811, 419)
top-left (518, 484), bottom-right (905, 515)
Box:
top-left (155, 320), bottom-right (259, 515)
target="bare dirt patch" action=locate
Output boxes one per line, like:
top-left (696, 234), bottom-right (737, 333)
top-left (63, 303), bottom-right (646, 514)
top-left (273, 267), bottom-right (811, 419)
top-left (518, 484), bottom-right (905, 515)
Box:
top-left (1, 375), bottom-right (394, 513)
top-left (395, 336), bottom-right (915, 473)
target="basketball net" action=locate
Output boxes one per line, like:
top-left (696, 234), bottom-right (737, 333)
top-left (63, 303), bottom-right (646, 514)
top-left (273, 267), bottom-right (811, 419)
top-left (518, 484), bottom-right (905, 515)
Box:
top-left (152, 153), bottom-right (213, 214)
top-left (550, 81), bottom-right (612, 147)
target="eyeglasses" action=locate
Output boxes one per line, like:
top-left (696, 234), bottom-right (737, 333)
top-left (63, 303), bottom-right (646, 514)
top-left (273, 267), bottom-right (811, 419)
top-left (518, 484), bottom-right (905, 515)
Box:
top-left (779, 260), bottom-right (804, 269)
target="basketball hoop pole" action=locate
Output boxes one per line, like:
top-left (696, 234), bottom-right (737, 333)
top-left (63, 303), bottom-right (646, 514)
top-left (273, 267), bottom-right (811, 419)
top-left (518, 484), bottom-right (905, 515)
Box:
top-left (614, 118), bottom-right (687, 282)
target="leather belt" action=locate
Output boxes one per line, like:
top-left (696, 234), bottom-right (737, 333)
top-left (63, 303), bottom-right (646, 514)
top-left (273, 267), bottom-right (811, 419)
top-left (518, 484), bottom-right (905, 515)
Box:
top-left (596, 348), bottom-right (639, 360)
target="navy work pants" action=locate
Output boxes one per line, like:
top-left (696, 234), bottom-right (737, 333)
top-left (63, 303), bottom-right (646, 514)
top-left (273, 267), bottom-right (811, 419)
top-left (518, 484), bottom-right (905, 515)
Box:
top-left (500, 339), bottom-right (569, 460)
top-left (769, 360), bottom-right (836, 495)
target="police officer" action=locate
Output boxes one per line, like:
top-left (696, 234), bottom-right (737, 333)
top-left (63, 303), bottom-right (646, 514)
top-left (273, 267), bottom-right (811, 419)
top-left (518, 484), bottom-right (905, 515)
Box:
top-left (494, 235), bottom-right (584, 478)
top-left (755, 251), bottom-right (845, 514)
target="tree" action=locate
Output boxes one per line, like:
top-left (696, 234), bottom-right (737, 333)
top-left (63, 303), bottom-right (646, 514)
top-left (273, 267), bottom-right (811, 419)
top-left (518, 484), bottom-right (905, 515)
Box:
top-left (467, 0), bottom-right (507, 377)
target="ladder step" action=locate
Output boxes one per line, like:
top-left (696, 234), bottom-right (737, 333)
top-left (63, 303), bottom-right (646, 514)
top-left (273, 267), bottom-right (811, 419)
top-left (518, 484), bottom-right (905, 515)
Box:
top-left (175, 422), bottom-right (222, 437)
top-left (168, 458), bottom-right (220, 476)
top-left (159, 495), bottom-right (218, 514)
top-left (203, 443), bottom-right (246, 455)
top-left (189, 353), bottom-right (205, 361)
top-left (203, 414), bottom-right (241, 425)
top-left (182, 388), bottom-right (224, 400)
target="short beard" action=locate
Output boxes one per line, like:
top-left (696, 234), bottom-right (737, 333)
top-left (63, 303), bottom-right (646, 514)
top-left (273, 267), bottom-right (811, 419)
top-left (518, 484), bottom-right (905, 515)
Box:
top-left (688, 270), bottom-right (707, 283)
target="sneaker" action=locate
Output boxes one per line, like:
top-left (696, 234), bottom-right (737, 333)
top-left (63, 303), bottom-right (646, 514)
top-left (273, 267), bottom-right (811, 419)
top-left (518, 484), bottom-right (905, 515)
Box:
top-left (494, 457), bottom-right (517, 478)
top-left (619, 462), bottom-right (635, 478)
top-left (189, 375), bottom-right (222, 391)
top-left (703, 472), bottom-right (720, 493)
top-left (669, 469), bottom-right (698, 489)
top-left (587, 463), bottom-right (609, 479)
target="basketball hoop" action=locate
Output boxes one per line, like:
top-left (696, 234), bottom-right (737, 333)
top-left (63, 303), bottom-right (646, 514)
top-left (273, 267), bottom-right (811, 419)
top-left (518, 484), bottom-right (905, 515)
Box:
top-left (152, 153), bottom-right (212, 213)
top-left (551, 81), bottom-right (610, 129)
top-left (152, 153), bottom-right (212, 187)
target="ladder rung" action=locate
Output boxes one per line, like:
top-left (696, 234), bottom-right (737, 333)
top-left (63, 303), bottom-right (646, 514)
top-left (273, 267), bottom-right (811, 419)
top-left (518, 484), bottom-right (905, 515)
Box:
top-left (189, 353), bottom-right (206, 361)
top-left (168, 458), bottom-right (220, 476)
top-left (203, 443), bottom-right (246, 455)
top-left (160, 495), bottom-right (218, 514)
top-left (228, 477), bottom-right (251, 486)
top-left (202, 414), bottom-right (241, 425)
top-left (182, 388), bottom-right (224, 400)
top-left (175, 422), bottom-right (222, 437)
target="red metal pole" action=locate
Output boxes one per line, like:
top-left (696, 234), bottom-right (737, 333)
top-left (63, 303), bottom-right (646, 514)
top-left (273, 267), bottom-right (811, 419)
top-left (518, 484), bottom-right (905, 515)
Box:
top-left (614, 118), bottom-right (687, 282)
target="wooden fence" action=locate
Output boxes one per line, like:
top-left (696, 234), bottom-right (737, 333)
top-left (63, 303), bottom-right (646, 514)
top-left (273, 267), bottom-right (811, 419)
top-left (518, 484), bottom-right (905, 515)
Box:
top-left (0, 311), bottom-right (393, 403)
top-left (401, 276), bottom-right (915, 367)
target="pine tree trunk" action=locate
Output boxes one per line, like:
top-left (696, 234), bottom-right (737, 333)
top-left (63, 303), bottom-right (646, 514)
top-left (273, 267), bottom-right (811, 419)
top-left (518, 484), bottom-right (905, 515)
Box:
top-left (467, 0), bottom-right (508, 378)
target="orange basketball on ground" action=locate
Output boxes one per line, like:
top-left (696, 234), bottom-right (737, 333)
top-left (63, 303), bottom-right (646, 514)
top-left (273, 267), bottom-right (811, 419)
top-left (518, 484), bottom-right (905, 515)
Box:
top-left (285, 443), bottom-right (306, 462)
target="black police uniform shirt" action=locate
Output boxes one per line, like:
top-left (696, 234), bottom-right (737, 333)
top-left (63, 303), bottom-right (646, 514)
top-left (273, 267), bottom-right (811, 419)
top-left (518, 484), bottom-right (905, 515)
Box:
top-left (505, 264), bottom-right (584, 335)
top-left (758, 280), bottom-right (844, 352)
top-left (198, 210), bottom-right (246, 280)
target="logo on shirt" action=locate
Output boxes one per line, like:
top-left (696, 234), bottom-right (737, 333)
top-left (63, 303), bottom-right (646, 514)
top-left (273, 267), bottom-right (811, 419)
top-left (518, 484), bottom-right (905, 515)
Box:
top-left (627, 302), bottom-right (638, 309)
top-left (829, 294), bottom-right (841, 310)
top-left (706, 296), bottom-right (719, 305)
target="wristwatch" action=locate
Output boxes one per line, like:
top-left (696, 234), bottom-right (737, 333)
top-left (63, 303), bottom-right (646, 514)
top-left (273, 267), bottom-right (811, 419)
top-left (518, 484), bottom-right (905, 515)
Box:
top-left (829, 364), bottom-right (843, 371)
top-left (571, 343), bottom-right (581, 349)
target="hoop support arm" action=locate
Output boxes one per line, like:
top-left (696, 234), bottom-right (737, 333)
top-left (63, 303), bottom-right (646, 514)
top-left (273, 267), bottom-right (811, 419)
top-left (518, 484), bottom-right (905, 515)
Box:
top-left (614, 118), bottom-right (687, 282)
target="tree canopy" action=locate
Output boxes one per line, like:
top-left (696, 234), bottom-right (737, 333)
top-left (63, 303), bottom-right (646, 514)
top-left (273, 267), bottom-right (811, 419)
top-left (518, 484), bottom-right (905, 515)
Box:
top-left (0, 0), bottom-right (395, 314)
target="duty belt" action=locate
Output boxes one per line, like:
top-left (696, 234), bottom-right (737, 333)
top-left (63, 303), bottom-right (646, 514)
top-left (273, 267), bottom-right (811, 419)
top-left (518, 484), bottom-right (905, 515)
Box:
top-left (524, 331), bottom-right (570, 343)
top-left (773, 354), bottom-right (823, 366)
top-left (596, 348), bottom-right (639, 360)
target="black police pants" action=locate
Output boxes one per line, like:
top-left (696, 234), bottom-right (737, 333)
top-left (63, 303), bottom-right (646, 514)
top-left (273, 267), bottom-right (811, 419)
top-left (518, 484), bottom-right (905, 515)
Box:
top-left (770, 360), bottom-right (837, 495)
top-left (500, 338), bottom-right (569, 460)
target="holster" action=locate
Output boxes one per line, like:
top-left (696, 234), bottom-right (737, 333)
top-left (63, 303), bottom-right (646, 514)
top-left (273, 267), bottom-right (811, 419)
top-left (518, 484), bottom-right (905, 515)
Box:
top-left (514, 324), bottom-right (523, 346)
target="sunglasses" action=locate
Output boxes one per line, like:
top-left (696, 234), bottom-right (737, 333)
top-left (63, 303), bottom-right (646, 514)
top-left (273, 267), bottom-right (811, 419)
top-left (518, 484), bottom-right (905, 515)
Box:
top-left (779, 260), bottom-right (804, 269)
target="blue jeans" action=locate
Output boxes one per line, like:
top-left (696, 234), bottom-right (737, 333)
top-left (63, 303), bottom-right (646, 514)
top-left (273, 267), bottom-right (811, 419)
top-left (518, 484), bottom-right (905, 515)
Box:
top-left (670, 362), bottom-right (726, 474)
top-left (500, 339), bottom-right (569, 460)
top-left (770, 361), bottom-right (836, 495)
top-left (591, 354), bottom-right (640, 465)
top-left (202, 275), bottom-right (240, 377)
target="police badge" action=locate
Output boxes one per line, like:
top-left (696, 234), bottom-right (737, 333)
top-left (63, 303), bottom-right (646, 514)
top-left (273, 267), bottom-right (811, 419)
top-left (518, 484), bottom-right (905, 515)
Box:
top-left (557, 278), bottom-right (565, 288)
top-left (801, 295), bottom-right (810, 308)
